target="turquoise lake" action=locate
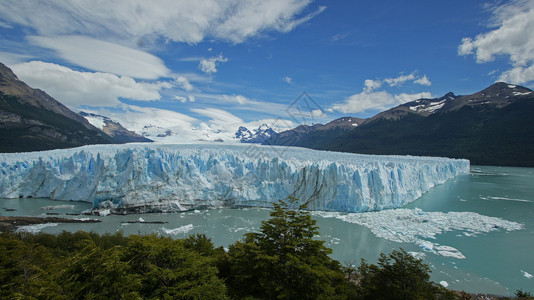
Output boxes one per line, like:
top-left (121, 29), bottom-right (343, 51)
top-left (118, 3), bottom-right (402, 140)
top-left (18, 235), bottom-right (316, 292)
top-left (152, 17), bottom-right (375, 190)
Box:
top-left (1, 165), bottom-right (533, 295)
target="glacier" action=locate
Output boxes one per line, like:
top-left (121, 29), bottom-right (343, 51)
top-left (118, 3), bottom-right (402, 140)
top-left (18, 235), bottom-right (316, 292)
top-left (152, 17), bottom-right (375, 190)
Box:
top-left (0, 144), bottom-right (469, 214)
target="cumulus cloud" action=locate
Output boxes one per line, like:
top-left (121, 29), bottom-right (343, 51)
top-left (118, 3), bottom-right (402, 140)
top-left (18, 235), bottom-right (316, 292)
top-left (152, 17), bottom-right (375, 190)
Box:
top-left (459, 0), bottom-right (534, 84)
top-left (364, 73), bottom-right (431, 92)
top-left (364, 79), bottom-right (382, 92)
top-left (414, 75), bottom-right (432, 86)
top-left (330, 74), bottom-right (432, 114)
top-left (0, 0), bottom-right (321, 44)
top-left (198, 55), bottom-right (228, 74)
top-left (174, 76), bottom-right (194, 91)
top-left (331, 90), bottom-right (432, 114)
top-left (384, 73), bottom-right (416, 87)
top-left (10, 61), bottom-right (170, 107)
top-left (27, 35), bottom-right (170, 80)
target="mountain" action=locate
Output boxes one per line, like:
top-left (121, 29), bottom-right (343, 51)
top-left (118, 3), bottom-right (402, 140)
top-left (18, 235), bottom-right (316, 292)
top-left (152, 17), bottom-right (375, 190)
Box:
top-left (79, 111), bottom-right (152, 143)
top-left (0, 62), bottom-right (116, 152)
top-left (265, 83), bottom-right (534, 167)
top-left (235, 124), bottom-right (278, 143)
top-left (264, 116), bottom-right (365, 148)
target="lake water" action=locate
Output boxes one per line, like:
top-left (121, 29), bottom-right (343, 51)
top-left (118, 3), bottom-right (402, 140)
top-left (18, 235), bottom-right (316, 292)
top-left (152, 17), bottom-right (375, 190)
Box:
top-left (1, 165), bottom-right (533, 295)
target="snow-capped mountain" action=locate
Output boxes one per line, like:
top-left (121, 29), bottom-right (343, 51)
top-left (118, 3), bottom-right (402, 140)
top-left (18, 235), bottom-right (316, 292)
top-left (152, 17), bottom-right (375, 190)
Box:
top-left (234, 124), bottom-right (278, 143)
top-left (79, 111), bottom-right (152, 143)
top-left (265, 82), bottom-right (534, 167)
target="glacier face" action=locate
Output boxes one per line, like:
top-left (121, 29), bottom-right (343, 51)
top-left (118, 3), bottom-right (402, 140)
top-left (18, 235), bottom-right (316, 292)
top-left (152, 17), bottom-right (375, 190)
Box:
top-left (0, 144), bottom-right (469, 214)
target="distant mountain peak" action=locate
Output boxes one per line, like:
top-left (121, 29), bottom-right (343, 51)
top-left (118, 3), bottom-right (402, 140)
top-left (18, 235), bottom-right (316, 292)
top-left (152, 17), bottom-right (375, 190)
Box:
top-left (234, 124), bottom-right (277, 143)
top-left (79, 111), bottom-right (152, 143)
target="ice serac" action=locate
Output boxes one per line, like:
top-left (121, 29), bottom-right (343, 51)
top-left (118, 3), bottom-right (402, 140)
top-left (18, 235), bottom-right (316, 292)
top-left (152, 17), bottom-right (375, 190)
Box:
top-left (0, 144), bottom-right (470, 214)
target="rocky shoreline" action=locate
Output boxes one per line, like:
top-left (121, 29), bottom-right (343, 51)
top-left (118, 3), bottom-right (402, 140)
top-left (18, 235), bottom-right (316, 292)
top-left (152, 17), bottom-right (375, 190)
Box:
top-left (0, 216), bottom-right (101, 232)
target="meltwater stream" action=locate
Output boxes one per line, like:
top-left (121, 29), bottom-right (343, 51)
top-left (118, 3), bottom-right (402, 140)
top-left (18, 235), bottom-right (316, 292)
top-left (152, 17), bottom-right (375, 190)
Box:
top-left (1, 166), bottom-right (533, 295)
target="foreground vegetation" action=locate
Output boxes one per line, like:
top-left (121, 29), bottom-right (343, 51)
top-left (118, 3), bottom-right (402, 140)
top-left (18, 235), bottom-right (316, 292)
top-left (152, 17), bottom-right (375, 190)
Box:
top-left (1, 199), bottom-right (531, 299)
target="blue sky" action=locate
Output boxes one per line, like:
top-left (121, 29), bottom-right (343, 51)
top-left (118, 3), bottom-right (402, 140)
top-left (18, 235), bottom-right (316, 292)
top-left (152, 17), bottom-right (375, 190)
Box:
top-left (1, 0), bottom-right (533, 138)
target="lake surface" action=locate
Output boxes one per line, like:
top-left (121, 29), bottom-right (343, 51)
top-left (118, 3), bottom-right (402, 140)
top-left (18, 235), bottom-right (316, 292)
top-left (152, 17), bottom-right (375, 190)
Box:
top-left (1, 165), bottom-right (533, 295)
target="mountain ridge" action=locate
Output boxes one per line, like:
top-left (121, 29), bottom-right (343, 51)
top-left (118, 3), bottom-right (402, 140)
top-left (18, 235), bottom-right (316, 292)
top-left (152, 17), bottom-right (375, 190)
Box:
top-left (264, 82), bottom-right (534, 167)
top-left (0, 62), bottom-right (150, 153)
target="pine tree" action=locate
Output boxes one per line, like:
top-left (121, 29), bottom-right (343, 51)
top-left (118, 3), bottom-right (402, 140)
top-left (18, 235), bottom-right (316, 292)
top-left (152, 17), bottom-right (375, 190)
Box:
top-left (227, 197), bottom-right (353, 299)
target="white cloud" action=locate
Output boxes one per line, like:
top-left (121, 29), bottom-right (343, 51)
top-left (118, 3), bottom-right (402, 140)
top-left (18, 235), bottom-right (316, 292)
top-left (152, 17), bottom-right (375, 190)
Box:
top-left (198, 55), bottom-right (228, 74)
top-left (331, 91), bottom-right (396, 114)
top-left (364, 73), bottom-right (431, 92)
top-left (394, 92), bottom-right (432, 103)
top-left (331, 90), bottom-right (432, 114)
top-left (0, 20), bottom-right (12, 29)
top-left (0, 0), bottom-right (320, 44)
top-left (384, 73), bottom-right (415, 87)
top-left (174, 96), bottom-right (187, 103)
top-left (498, 64), bottom-right (534, 83)
top-left (459, 0), bottom-right (534, 84)
top-left (0, 51), bottom-right (33, 65)
top-left (84, 104), bottom-right (198, 134)
top-left (364, 79), bottom-right (382, 92)
top-left (191, 107), bottom-right (244, 131)
top-left (331, 74), bottom-right (432, 114)
top-left (283, 76), bottom-right (293, 84)
top-left (10, 61), bottom-right (169, 107)
top-left (174, 76), bottom-right (194, 91)
top-left (28, 35), bottom-right (170, 80)
top-left (222, 94), bottom-right (251, 105)
top-left (414, 75), bottom-right (432, 86)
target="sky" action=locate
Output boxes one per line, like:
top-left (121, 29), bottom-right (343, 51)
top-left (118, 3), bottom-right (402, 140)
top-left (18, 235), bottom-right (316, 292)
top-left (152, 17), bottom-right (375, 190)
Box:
top-left (1, 0), bottom-right (533, 139)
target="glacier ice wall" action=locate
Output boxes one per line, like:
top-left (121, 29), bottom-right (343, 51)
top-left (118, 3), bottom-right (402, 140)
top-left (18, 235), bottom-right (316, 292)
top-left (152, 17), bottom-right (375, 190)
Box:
top-left (0, 144), bottom-right (469, 214)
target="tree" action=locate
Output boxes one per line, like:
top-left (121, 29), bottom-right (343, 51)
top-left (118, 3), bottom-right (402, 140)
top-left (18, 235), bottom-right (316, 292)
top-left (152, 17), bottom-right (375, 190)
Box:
top-left (58, 239), bottom-right (141, 299)
top-left (356, 248), bottom-right (455, 300)
top-left (516, 289), bottom-right (533, 299)
top-left (122, 234), bottom-right (229, 299)
top-left (226, 197), bottom-right (354, 299)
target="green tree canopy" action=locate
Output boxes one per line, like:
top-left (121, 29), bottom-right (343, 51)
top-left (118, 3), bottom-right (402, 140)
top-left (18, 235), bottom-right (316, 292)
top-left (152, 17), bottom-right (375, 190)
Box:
top-left (356, 248), bottom-right (455, 300)
top-left (226, 197), bottom-right (355, 299)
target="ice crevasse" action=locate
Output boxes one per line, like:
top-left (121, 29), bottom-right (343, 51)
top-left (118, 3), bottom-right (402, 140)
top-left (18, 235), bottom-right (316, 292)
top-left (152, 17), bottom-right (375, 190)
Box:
top-left (0, 144), bottom-right (469, 214)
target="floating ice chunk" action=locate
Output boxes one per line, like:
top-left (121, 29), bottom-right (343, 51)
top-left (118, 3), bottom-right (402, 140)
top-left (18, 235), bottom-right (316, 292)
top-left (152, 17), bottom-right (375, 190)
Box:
top-left (312, 208), bottom-right (522, 258)
top-left (489, 196), bottom-right (532, 203)
top-left (16, 223), bottom-right (58, 233)
top-left (438, 251), bottom-right (466, 259)
top-left (521, 270), bottom-right (533, 279)
top-left (436, 245), bottom-right (460, 252)
top-left (414, 207), bottom-right (428, 215)
top-left (439, 281), bottom-right (449, 287)
top-left (161, 224), bottom-right (194, 235)
top-left (417, 240), bottom-right (435, 252)
top-left (408, 251), bottom-right (426, 260)
top-left (98, 209), bottom-right (111, 216)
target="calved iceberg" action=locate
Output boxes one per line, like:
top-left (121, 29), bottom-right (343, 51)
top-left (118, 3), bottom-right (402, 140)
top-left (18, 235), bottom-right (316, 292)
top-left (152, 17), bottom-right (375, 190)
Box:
top-left (0, 144), bottom-right (469, 214)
